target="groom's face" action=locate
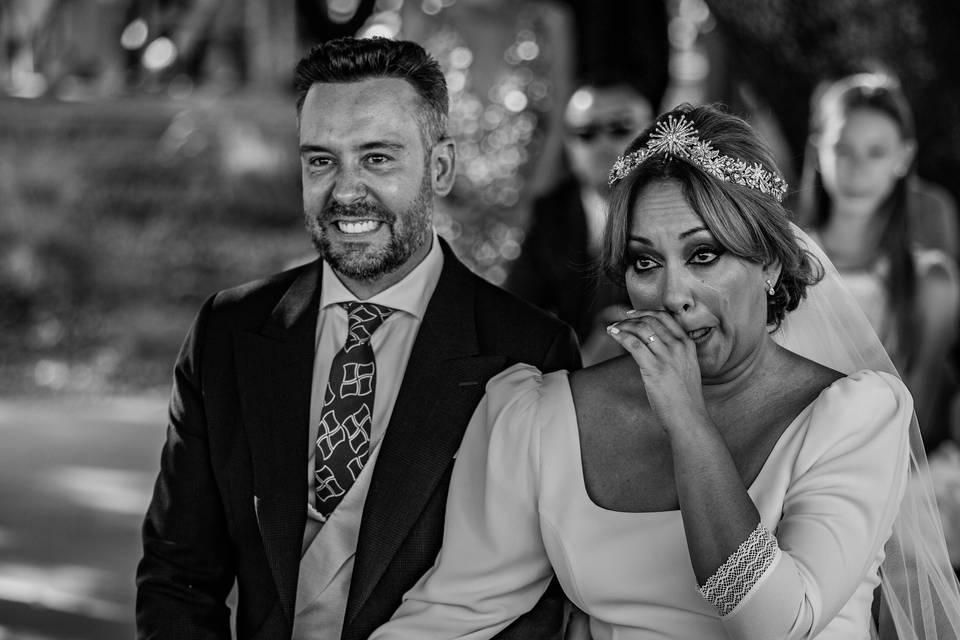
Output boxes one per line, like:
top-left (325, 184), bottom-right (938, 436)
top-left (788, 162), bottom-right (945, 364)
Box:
top-left (299, 78), bottom-right (438, 289)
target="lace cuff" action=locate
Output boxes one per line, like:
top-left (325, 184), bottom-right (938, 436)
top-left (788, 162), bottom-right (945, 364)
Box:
top-left (698, 523), bottom-right (780, 616)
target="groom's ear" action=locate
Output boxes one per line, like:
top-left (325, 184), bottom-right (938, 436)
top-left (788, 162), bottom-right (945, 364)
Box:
top-left (430, 137), bottom-right (456, 196)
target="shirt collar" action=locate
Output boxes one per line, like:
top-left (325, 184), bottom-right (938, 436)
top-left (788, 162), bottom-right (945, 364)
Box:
top-left (319, 229), bottom-right (444, 321)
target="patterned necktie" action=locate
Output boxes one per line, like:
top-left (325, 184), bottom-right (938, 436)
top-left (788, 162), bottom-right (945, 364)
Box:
top-left (314, 301), bottom-right (393, 519)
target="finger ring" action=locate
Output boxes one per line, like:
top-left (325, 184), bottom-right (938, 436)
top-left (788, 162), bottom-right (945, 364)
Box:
top-left (645, 334), bottom-right (657, 344)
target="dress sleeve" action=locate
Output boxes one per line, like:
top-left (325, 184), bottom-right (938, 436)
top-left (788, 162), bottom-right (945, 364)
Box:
top-left (370, 364), bottom-right (555, 640)
top-left (709, 370), bottom-right (913, 639)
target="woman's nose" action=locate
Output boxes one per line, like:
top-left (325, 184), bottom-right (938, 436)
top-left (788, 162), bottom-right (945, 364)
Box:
top-left (661, 268), bottom-right (694, 315)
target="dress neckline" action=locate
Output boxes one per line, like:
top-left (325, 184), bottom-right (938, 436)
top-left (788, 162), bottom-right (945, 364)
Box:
top-left (557, 371), bottom-right (837, 516)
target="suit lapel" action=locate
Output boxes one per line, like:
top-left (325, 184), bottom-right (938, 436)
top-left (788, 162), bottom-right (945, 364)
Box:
top-left (235, 260), bottom-right (321, 623)
top-left (345, 246), bottom-right (506, 623)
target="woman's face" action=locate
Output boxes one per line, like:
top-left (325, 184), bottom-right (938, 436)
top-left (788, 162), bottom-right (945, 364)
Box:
top-left (817, 107), bottom-right (914, 208)
top-left (625, 181), bottom-right (777, 379)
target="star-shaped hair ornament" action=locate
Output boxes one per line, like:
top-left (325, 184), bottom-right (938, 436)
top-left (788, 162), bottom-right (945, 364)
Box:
top-left (647, 114), bottom-right (699, 156)
top-left (608, 114), bottom-right (788, 202)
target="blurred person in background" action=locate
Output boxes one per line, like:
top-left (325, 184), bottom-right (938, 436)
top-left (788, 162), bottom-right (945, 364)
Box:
top-left (359, 0), bottom-right (575, 284)
top-left (564, 0), bottom-right (670, 118)
top-left (135, 36), bottom-right (579, 639)
top-left (505, 73), bottom-right (653, 365)
top-left (795, 65), bottom-right (960, 261)
top-left (797, 72), bottom-right (960, 450)
top-left (906, 174), bottom-right (960, 262)
top-left (297, 0), bottom-right (378, 49)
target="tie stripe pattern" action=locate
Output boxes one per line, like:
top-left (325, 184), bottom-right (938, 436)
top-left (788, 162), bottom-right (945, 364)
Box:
top-left (314, 302), bottom-right (393, 519)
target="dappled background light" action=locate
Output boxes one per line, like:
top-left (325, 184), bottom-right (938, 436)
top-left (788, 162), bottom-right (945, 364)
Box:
top-left (1, 1), bottom-right (959, 637)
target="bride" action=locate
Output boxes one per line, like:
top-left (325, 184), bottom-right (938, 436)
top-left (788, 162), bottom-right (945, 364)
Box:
top-left (369, 104), bottom-right (960, 639)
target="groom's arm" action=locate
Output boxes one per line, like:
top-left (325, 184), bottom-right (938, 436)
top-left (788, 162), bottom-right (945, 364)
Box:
top-left (136, 296), bottom-right (235, 639)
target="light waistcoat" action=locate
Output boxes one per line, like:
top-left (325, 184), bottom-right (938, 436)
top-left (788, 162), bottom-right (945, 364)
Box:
top-left (292, 232), bottom-right (444, 639)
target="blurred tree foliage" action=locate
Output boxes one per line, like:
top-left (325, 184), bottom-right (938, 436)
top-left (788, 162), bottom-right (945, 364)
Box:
top-left (706, 0), bottom-right (960, 203)
top-left (0, 96), bottom-right (310, 394)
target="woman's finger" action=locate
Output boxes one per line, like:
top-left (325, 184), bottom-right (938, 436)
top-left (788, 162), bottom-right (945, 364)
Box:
top-left (615, 315), bottom-right (677, 352)
top-left (607, 320), bottom-right (672, 365)
top-left (625, 309), bottom-right (688, 342)
top-left (607, 321), bottom-right (656, 356)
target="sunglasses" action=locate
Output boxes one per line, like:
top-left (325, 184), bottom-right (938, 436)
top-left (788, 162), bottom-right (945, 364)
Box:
top-left (567, 120), bottom-right (637, 142)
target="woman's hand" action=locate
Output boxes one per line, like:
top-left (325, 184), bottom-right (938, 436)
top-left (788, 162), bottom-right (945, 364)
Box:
top-left (579, 304), bottom-right (630, 366)
top-left (607, 310), bottom-right (710, 434)
top-left (608, 313), bottom-right (761, 592)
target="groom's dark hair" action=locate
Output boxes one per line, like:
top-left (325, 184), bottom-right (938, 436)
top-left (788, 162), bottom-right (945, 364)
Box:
top-left (294, 37), bottom-right (449, 145)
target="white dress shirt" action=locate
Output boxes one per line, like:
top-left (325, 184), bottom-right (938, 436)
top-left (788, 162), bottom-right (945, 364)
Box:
top-left (292, 231), bottom-right (444, 639)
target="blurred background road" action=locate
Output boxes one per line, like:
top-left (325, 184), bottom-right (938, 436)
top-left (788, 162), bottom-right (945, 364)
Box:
top-left (0, 394), bottom-right (166, 639)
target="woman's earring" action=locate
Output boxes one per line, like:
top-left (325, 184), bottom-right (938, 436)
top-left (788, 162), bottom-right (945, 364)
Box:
top-left (765, 279), bottom-right (775, 296)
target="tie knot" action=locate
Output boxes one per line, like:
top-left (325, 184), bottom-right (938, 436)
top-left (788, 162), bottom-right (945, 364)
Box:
top-left (341, 302), bottom-right (393, 346)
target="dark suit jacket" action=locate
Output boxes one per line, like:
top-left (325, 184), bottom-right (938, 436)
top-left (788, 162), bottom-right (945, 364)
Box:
top-left (135, 240), bottom-right (581, 639)
top-left (505, 178), bottom-right (628, 343)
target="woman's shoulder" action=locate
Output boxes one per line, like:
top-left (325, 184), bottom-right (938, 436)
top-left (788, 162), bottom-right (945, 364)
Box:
top-left (800, 369), bottom-right (912, 448)
top-left (570, 354), bottom-right (639, 385)
top-left (483, 363), bottom-right (571, 416)
top-left (771, 336), bottom-right (905, 399)
top-left (569, 356), bottom-right (644, 403)
top-left (816, 368), bottom-right (909, 404)
top-left (567, 357), bottom-right (655, 441)
top-left (772, 369), bottom-right (914, 490)
top-left (476, 363), bottom-right (574, 455)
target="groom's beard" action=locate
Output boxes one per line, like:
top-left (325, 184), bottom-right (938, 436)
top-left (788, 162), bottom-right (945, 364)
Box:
top-left (305, 175), bottom-right (433, 281)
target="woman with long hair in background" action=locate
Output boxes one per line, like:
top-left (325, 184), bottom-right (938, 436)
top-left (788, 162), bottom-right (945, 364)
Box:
top-left (797, 73), bottom-right (960, 447)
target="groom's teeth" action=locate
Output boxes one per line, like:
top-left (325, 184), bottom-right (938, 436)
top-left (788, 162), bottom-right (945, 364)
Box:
top-left (688, 328), bottom-right (710, 340)
top-left (337, 220), bottom-right (379, 234)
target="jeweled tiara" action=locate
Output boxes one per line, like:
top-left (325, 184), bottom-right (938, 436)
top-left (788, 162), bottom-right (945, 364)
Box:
top-left (607, 114), bottom-right (788, 202)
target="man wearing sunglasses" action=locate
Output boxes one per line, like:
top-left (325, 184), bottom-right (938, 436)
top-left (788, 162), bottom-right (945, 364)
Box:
top-left (506, 75), bottom-right (653, 365)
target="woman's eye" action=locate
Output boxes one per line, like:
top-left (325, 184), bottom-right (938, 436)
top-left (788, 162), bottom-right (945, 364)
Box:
top-left (631, 256), bottom-right (659, 272)
top-left (689, 247), bottom-right (721, 265)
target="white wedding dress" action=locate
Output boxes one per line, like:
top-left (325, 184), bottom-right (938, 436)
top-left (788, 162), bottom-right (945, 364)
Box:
top-left (369, 226), bottom-right (960, 640)
top-left (370, 364), bottom-right (911, 640)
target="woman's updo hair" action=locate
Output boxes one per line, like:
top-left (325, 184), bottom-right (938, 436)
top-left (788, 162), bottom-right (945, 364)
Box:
top-left (602, 103), bottom-right (823, 329)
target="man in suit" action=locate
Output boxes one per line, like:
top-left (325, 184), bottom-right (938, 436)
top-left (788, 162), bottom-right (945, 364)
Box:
top-left (505, 74), bottom-right (652, 365)
top-left (136, 37), bottom-right (580, 639)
